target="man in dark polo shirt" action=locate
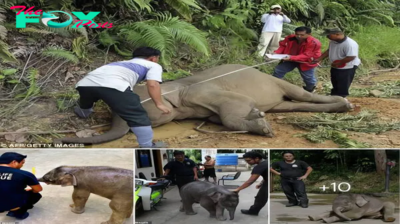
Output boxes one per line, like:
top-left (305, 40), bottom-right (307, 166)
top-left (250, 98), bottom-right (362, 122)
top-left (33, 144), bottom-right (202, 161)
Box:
top-left (0, 152), bottom-right (43, 220)
top-left (163, 150), bottom-right (198, 190)
top-left (270, 151), bottom-right (313, 208)
top-left (233, 151), bottom-right (268, 216)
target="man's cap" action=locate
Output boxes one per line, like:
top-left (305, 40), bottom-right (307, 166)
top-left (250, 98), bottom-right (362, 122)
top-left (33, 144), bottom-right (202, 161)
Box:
top-left (271, 4), bottom-right (281, 9)
top-left (323, 27), bottom-right (343, 35)
top-left (0, 152), bottom-right (27, 164)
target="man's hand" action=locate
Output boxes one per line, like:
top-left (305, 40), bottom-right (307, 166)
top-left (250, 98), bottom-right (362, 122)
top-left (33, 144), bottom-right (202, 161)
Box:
top-left (194, 176), bottom-right (199, 181)
top-left (282, 56), bottom-right (291, 61)
top-left (297, 176), bottom-right (307, 180)
top-left (331, 60), bottom-right (343, 68)
top-left (311, 58), bottom-right (321, 64)
top-left (256, 184), bottom-right (262, 189)
top-left (156, 104), bottom-right (171, 114)
top-left (25, 188), bottom-right (32, 191)
top-left (231, 188), bottom-right (240, 193)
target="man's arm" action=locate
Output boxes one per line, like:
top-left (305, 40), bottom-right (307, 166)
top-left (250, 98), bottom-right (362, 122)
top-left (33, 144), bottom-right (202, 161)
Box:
top-left (28, 184), bottom-right (42, 193)
top-left (260, 13), bottom-right (270, 23)
top-left (313, 49), bottom-right (329, 63)
top-left (281, 14), bottom-right (291, 23)
top-left (270, 167), bottom-right (281, 176)
top-left (147, 80), bottom-right (164, 106)
top-left (163, 168), bottom-right (171, 176)
top-left (233, 174), bottom-right (260, 192)
top-left (274, 36), bottom-right (289, 54)
top-left (298, 166), bottom-right (313, 180)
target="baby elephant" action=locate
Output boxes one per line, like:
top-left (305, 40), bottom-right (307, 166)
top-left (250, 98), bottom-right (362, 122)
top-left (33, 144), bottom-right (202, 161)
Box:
top-left (38, 166), bottom-right (133, 224)
top-left (308, 193), bottom-right (396, 223)
top-left (179, 181), bottom-right (239, 221)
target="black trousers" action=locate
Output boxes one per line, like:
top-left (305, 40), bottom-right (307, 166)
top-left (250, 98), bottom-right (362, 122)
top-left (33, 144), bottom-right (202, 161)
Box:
top-left (248, 182), bottom-right (268, 213)
top-left (76, 86), bottom-right (151, 127)
top-left (281, 178), bottom-right (308, 204)
top-left (330, 66), bottom-right (358, 97)
top-left (13, 192), bottom-right (42, 215)
top-left (204, 168), bottom-right (216, 178)
top-left (176, 176), bottom-right (195, 190)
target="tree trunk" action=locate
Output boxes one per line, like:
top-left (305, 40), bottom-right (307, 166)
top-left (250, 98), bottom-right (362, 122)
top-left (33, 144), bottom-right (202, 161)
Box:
top-left (374, 150), bottom-right (387, 174)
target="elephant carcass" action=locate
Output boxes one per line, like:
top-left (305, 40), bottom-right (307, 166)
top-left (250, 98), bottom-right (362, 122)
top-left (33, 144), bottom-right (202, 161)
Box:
top-left (53, 64), bottom-right (353, 144)
top-left (179, 181), bottom-right (239, 221)
top-left (38, 166), bottom-right (133, 224)
top-left (308, 193), bottom-right (396, 223)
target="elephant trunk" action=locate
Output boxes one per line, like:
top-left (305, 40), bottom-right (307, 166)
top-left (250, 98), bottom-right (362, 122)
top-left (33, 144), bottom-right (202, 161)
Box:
top-left (333, 206), bottom-right (351, 221)
top-left (228, 209), bottom-right (235, 220)
top-left (53, 113), bottom-right (130, 145)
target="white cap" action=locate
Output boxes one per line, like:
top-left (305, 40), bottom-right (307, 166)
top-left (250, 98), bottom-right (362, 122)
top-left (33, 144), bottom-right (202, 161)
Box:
top-left (271, 4), bottom-right (281, 9)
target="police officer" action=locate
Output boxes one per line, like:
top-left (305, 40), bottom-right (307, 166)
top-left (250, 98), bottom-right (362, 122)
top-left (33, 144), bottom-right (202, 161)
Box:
top-left (0, 152), bottom-right (43, 220)
top-left (163, 151), bottom-right (198, 190)
top-left (233, 151), bottom-right (268, 216)
top-left (270, 151), bottom-right (313, 208)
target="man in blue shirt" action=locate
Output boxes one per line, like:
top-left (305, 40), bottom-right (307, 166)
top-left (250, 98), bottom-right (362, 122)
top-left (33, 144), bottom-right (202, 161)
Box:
top-left (0, 152), bottom-right (43, 220)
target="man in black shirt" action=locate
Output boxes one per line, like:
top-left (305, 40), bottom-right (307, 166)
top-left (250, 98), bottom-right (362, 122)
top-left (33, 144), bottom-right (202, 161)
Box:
top-left (233, 151), bottom-right (268, 216)
top-left (163, 150), bottom-right (198, 190)
top-left (270, 151), bottom-right (313, 208)
top-left (0, 152), bottom-right (43, 220)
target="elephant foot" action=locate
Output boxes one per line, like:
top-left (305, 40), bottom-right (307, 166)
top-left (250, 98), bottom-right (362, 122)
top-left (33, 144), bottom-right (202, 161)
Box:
top-left (217, 216), bottom-right (227, 221)
top-left (256, 118), bottom-right (274, 137)
top-left (343, 98), bottom-right (355, 111)
top-left (185, 211), bottom-right (197, 215)
top-left (246, 108), bottom-right (265, 120)
top-left (70, 204), bottom-right (85, 214)
top-left (209, 213), bottom-right (216, 218)
top-left (384, 217), bottom-right (396, 222)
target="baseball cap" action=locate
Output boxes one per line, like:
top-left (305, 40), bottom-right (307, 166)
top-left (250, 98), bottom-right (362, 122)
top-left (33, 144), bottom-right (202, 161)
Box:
top-left (323, 27), bottom-right (343, 35)
top-left (271, 4), bottom-right (281, 9)
top-left (0, 152), bottom-right (27, 164)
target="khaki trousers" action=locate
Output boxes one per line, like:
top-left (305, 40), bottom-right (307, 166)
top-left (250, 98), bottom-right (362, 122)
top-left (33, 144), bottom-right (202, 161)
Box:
top-left (257, 31), bottom-right (282, 57)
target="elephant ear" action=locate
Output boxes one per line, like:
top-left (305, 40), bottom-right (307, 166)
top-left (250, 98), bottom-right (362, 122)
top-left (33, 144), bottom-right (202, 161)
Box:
top-left (208, 191), bottom-right (223, 204)
top-left (355, 195), bottom-right (369, 207)
top-left (60, 173), bottom-right (77, 187)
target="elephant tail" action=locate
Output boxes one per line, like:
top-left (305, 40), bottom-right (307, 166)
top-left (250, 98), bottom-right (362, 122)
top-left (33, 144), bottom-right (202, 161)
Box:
top-left (53, 113), bottom-right (130, 145)
top-left (333, 207), bottom-right (351, 221)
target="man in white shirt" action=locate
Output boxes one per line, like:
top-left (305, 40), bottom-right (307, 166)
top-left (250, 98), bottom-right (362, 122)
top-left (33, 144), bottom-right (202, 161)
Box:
top-left (257, 4), bottom-right (291, 57)
top-left (74, 47), bottom-right (171, 148)
top-left (313, 28), bottom-right (361, 97)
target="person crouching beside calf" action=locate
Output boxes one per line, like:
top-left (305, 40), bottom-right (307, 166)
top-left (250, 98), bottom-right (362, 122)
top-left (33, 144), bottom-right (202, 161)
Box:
top-left (272, 26), bottom-right (321, 93)
top-left (74, 47), bottom-right (171, 148)
top-left (0, 152), bottom-right (43, 220)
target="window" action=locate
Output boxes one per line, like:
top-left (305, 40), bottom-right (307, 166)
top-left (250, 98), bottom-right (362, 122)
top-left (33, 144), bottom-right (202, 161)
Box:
top-left (136, 150), bottom-right (153, 168)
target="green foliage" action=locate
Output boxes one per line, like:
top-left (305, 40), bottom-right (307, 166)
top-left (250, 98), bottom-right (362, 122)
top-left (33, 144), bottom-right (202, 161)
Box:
top-left (41, 46), bottom-right (79, 64)
top-left (72, 36), bottom-right (89, 60)
top-left (163, 69), bottom-right (192, 81)
top-left (15, 68), bottom-right (40, 98)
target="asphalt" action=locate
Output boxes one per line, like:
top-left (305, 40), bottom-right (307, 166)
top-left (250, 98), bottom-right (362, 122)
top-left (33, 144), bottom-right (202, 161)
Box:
top-left (270, 193), bottom-right (400, 224)
top-left (135, 170), bottom-right (268, 224)
top-left (0, 149), bottom-right (134, 224)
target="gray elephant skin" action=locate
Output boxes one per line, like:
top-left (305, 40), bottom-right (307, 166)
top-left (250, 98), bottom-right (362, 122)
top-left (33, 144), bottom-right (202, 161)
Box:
top-left (53, 64), bottom-right (353, 144)
top-left (179, 181), bottom-right (239, 221)
top-left (308, 193), bottom-right (396, 223)
top-left (38, 166), bottom-right (133, 224)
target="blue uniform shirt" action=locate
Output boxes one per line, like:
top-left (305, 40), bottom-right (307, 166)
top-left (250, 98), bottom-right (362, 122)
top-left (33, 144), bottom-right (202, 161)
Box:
top-left (0, 166), bottom-right (39, 211)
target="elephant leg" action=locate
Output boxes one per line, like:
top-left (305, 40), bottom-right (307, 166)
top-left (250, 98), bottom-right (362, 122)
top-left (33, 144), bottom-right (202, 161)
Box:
top-left (199, 197), bottom-right (216, 218)
top-left (197, 91), bottom-right (274, 136)
top-left (308, 211), bottom-right (333, 221)
top-left (102, 198), bottom-right (131, 224)
top-left (70, 188), bottom-right (91, 214)
top-left (183, 200), bottom-right (197, 215)
top-left (269, 101), bottom-right (352, 113)
top-left (382, 201), bottom-right (396, 222)
top-left (126, 202), bottom-right (133, 218)
top-left (216, 205), bottom-right (226, 221)
top-left (208, 115), bottom-right (223, 124)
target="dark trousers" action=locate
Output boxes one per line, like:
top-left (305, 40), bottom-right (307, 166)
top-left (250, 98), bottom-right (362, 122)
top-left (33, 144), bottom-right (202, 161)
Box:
top-left (281, 178), bottom-right (308, 205)
top-left (12, 192), bottom-right (42, 215)
top-left (204, 168), bottom-right (216, 178)
top-left (248, 182), bottom-right (268, 213)
top-left (330, 66), bottom-right (358, 97)
top-left (176, 176), bottom-right (195, 190)
top-left (76, 86), bottom-right (151, 127)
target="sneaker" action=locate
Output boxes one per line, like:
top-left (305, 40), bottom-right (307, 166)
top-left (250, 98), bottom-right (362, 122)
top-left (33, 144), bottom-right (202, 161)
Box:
top-left (303, 86), bottom-right (316, 93)
top-left (6, 211), bottom-right (30, 220)
top-left (139, 141), bottom-right (168, 148)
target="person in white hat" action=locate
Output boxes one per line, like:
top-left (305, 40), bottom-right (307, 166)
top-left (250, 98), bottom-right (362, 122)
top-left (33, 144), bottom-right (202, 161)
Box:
top-left (257, 4), bottom-right (291, 57)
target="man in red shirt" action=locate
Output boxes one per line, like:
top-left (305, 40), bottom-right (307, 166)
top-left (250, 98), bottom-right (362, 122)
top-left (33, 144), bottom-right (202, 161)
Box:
top-left (272, 27), bottom-right (321, 92)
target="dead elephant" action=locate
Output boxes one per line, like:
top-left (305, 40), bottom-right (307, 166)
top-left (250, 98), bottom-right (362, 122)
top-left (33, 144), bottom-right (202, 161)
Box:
top-left (38, 166), bottom-right (133, 224)
top-left (53, 64), bottom-right (354, 144)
